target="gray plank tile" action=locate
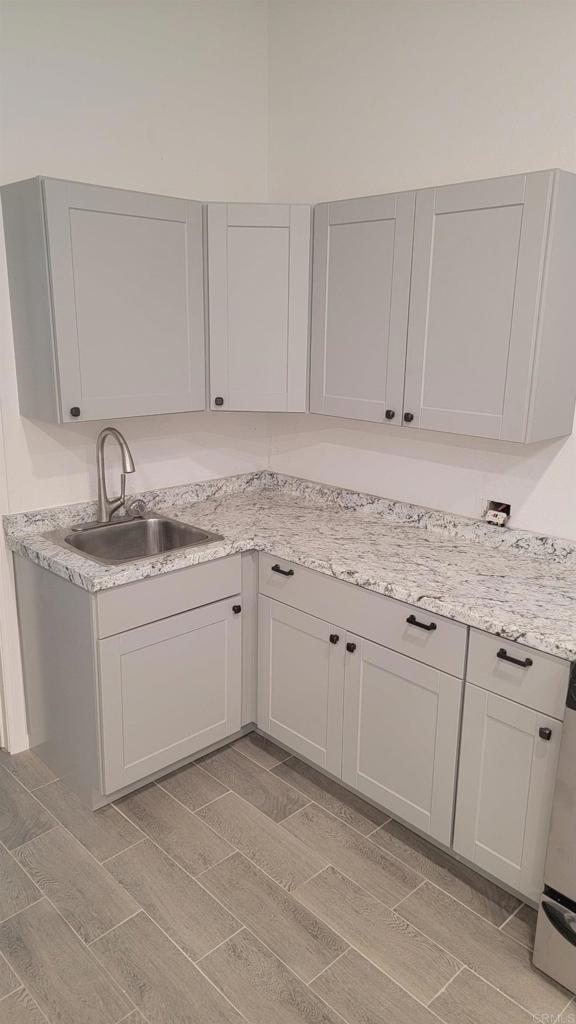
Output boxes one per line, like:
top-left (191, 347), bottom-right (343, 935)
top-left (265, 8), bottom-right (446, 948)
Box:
top-left (560, 999), bottom-right (576, 1022)
top-left (36, 781), bottom-right (142, 862)
top-left (311, 947), bottom-right (437, 1024)
top-left (14, 827), bottom-right (138, 943)
top-left (197, 792), bottom-right (326, 890)
top-left (399, 881), bottom-right (571, 1017)
top-left (106, 838), bottom-right (239, 960)
top-left (198, 745), bottom-right (308, 821)
top-left (0, 769), bottom-right (56, 851)
top-left (284, 803), bottom-right (422, 906)
top-left (273, 757), bottom-right (389, 835)
top-left (0, 846), bottom-right (40, 922)
top-left (232, 733), bottom-right (291, 769)
top-left (372, 819), bottom-right (520, 925)
top-left (116, 784), bottom-right (232, 876)
top-left (200, 928), bottom-right (345, 1024)
top-left (92, 911), bottom-right (243, 1023)
top-left (201, 851), bottom-right (347, 982)
top-left (0, 751), bottom-right (56, 792)
top-left (0, 988), bottom-right (48, 1024)
top-left (501, 904), bottom-right (538, 948)
top-left (295, 867), bottom-right (460, 1004)
top-left (0, 953), bottom-right (19, 999)
top-left (430, 967), bottom-right (533, 1024)
top-left (158, 762), bottom-right (228, 811)
top-left (0, 899), bottom-right (130, 1024)
top-left (119, 1014), bottom-right (147, 1024)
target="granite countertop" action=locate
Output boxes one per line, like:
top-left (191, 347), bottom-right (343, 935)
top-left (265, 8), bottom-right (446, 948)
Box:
top-left (4, 471), bottom-right (576, 662)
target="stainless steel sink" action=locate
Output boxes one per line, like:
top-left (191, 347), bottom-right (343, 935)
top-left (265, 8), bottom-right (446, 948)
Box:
top-left (58, 515), bottom-right (223, 565)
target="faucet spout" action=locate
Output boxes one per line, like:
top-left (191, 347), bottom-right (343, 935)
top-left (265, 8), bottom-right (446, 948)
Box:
top-left (96, 428), bottom-right (136, 523)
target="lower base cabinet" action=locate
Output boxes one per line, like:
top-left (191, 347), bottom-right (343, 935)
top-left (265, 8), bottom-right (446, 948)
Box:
top-left (342, 637), bottom-right (463, 845)
top-left (99, 598), bottom-right (242, 793)
top-left (257, 596), bottom-right (345, 775)
top-left (453, 683), bottom-right (561, 902)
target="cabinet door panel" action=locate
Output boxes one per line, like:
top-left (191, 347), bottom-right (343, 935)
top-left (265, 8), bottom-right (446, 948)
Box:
top-left (208, 203), bottom-right (310, 411)
top-left (342, 638), bottom-right (462, 843)
top-left (99, 599), bottom-right (241, 793)
top-left (43, 179), bottom-right (206, 421)
top-left (453, 684), bottom-right (561, 901)
top-left (257, 596), bottom-right (344, 775)
top-left (310, 192), bottom-right (414, 422)
top-left (404, 172), bottom-right (552, 439)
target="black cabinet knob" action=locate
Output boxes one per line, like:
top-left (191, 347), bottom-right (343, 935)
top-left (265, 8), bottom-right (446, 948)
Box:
top-left (214, 396), bottom-right (224, 407)
top-left (232, 604), bottom-right (242, 614)
top-left (329, 633), bottom-right (340, 645)
top-left (385, 410), bottom-right (395, 420)
top-left (70, 406), bottom-right (81, 418)
top-left (539, 727), bottom-right (552, 741)
top-left (403, 412), bottom-right (414, 423)
top-left (346, 642), bottom-right (357, 653)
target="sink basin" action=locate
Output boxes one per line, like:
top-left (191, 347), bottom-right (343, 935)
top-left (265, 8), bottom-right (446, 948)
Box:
top-left (61, 515), bottom-right (223, 565)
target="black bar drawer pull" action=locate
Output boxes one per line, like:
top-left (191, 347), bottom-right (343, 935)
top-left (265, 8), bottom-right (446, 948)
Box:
top-left (497, 648), bottom-right (533, 668)
top-left (271, 564), bottom-right (294, 577)
top-left (406, 614), bottom-right (437, 632)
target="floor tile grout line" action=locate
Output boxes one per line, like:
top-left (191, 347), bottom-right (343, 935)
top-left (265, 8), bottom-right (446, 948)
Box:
top-left (194, 925), bottom-right (246, 965)
top-left (390, 877), bottom-right (427, 910)
top-left (0, 985), bottom-right (51, 1023)
top-left (306, 946), bottom-right (350, 986)
top-left (425, 963), bottom-right (465, 1007)
top-left (198, 743), bottom-right (318, 810)
top-left (465, 966), bottom-right (575, 1020)
top-left (0, 895), bottom-right (46, 926)
top-left (393, 873), bottom-right (527, 940)
top-left (154, 778), bottom-right (233, 819)
top-left (100, 837), bottom-right (148, 865)
top-left (87, 909), bottom-right (143, 947)
top-left (0, 934), bottom-right (52, 1021)
top-left (498, 901), bottom-right (524, 931)
top-left (7, 824), bottom-right (62, 853)
top-left (231, 737), bottom-right (293, 771)
top-left (277, 799), bottom-right (314, 824)
top-left (0, 757), bottom-right (58, 795)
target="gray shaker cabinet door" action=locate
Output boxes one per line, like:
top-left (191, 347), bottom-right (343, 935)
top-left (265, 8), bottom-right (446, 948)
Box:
top-left (404, 172), bottom-right (552, 440)
top-left (257, 596), bottom-right (345, 776)
top-left (310, 191), bottom-right (415, 423)
top-left (453, 684), bottom-right (561, 901)
top-left (342, 637), bottom-right (463, 844)
top-left (99, 598), bottom-right (242, 793)
top-left (208, 203), bottom-right (311, 411)
top-left (43, 179), bottom-right (206, 421)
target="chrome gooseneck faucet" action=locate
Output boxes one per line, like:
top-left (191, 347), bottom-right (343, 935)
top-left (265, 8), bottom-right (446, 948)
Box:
top-left (96, 427), bottom-right (136, 523)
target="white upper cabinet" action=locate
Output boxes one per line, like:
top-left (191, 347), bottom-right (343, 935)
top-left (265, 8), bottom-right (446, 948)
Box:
top-left (208, 203), bottom-right (311, 411)
top-left (1, 177), bottom-right (206, 422)
top-left (310, 192), bottom-right (415, 423)
top-left (404, 171), bottom-right (576, 441)
top-left (310, 170), bottom-right (576, 442)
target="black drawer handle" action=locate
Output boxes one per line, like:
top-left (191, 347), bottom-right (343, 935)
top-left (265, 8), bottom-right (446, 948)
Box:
top-left (406, 614), bottom-right (437, 632)
top-left (271, 564), bottom-right (294, 577)
top-left (497, 648), bottom-right (533, 668)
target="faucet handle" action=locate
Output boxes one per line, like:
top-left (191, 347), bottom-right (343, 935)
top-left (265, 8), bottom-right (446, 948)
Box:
top-left (124, 498), bottom-right (147, 519)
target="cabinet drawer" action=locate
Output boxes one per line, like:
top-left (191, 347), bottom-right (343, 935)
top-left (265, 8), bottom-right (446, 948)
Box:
top-left (259, 554), bottom-right (466, 677)
top-left (467, 629), bottom-right (569, 721)
top-left (96, 555), bottom-right (241, 637)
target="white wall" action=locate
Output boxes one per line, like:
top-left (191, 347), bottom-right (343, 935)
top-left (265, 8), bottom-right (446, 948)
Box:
top-left (267, 0), bottom-right (576, 539)
top-left (0, 0), bottom-right (271, 749)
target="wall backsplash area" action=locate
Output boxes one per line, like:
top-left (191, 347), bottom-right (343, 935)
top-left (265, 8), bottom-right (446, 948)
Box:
top-left (1, 0), bottom-right (576, 751)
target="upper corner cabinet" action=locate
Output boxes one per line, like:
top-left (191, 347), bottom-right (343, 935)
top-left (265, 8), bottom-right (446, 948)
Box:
top-left (207, 203), bottom-right (311, 412)
top-left (1, 177), bottom-right (206, 422)
top-left (404, 170), bottom-right (576, 442)
top-left (309, 191), bottom-right (415, 423)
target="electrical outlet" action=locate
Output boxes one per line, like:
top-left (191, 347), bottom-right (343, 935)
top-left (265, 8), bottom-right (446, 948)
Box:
top-left (483, 500), bottom-right (511, 527)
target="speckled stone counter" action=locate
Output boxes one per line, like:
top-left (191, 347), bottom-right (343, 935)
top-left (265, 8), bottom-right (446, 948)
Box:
top-left (4, 471), bottom-right (576, 661)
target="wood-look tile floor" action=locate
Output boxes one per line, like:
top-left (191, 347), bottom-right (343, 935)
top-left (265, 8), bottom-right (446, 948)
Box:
top-left (0, 734), bottom-right (573, 1024)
